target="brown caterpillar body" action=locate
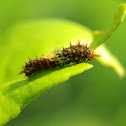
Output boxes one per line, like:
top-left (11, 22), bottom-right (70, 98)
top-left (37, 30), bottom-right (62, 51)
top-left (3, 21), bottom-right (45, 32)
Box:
top-left (19, 41), bottom-right (100, 77)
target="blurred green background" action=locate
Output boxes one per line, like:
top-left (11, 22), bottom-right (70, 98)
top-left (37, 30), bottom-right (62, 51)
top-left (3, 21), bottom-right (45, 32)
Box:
top-left (0, 0), bottom-right (126, 125)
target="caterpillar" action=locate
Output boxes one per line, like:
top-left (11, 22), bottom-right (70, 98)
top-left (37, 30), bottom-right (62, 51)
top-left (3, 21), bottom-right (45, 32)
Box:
top-left (19, 41), bottom-right (100, 77)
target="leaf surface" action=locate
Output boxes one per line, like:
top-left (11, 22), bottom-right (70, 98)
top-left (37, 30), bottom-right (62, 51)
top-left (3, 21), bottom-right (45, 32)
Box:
top-left (0, 20), bottom-right (93, 125)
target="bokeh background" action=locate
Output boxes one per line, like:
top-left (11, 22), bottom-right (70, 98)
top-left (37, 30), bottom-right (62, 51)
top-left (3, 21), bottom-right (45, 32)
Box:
top-left (0, 0), bottom-right (126, 125)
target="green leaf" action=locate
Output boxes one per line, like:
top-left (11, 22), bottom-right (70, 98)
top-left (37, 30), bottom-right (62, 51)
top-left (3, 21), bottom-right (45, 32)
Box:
top-left (0, 20), bottom-right (93, 125)
top-left (0, 64), bottom-right (93, 125)
top-left (0, 19), bottom-right (93, 84)
top-left (95, 44), bottom-right (125, 78)
top-left (1, 3), bottom-right (126, 125)
top-left (92, 3), bottom-right (126, 78)
top-left (92, 3), bottom-right (126, 49)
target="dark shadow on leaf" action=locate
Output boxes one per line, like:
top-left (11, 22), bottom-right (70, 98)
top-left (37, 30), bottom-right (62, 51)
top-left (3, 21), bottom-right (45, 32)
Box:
top-left (2, 65), bottom-right (73, 96)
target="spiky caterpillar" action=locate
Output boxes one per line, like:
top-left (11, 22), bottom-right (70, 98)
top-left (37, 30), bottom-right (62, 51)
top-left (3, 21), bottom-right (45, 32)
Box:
top-left (19, 41), bottom-right (100, 77)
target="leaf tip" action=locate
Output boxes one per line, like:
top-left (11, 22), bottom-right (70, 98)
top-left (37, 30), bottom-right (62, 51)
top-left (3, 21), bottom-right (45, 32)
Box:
top-left (116, 3), bottom-right (126, 22)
